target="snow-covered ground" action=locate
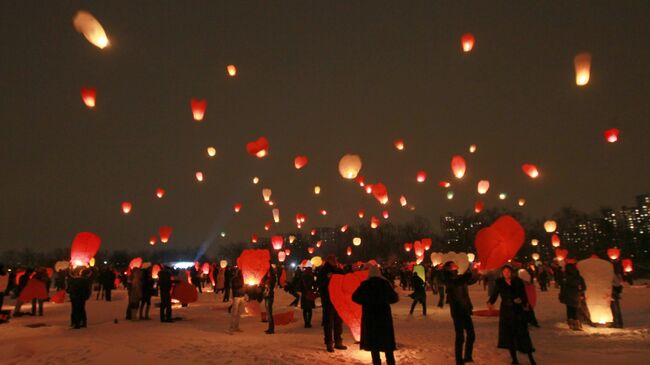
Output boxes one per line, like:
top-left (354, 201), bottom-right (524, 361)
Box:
top-left (1, 281), bottom-right (649, 365)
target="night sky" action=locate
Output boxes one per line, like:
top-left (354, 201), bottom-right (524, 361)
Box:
top-left (1, 1), bottom-right (648, 252)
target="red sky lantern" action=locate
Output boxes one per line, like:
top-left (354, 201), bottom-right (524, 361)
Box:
top-left (294, 155), bottom-right (308, 169)
top-left (80, 87), bottom-right (96, 108)
top-left (271, 235), bottom-right (284, 250)
top-left (414, 241), bottom-right (424, 257)
top-left (404, 243), bottom-right (412, 252)
top-left (316, 240), bottom-right (322, 248)
top-left (574, 52), bottom-right (592, 86)
top-left (121, 201), bottom-right (132, 214)
top-left (604, 128), bottom-right (620, 143)
top-left (251, 234), bottom-right (258, 244)
top-left (555, 248), bottom-right (568, 261)
top-left (310, 229), bottom-right (316, 236)
top-left (320, 209), bottom-right (327, 216)
top-left (308, 246), bottom-right (315, 254)
top-left (264, 222), bottom-right (272, 231)
top-left (328, 271), bottom-right (368, 342)
top-left (365, 184), bottom-right (373, 194)
top-left (372, 183), bottom-right (389, 204)
top-left (284, 248), bottom-right (291, 256)
top-left (278, 251), bottom-right (286, 263)
top-left (237, 249), bottom-right (270, 286)
top-left (151, 264), bottom-right (161, 279)
top-left (394, 139), bottom-right (405, 151)
top-left (439, 181), bottom-right (451, 188)
top-left (190, 98), bottom-right (207, 121)
top-left (607, 248), bottom-right (620, 260)
top-left (346, 246), bottom-right (352, 256)
top-left (474, 200), bottom-right (484, 213)
top-left (233, 202), bottom-right (242, 213)
top-left (622, 258), bottom-right (633, 272)
top-left (400, 195), bottom-right (407, 207)
top-left (129, 257), bottom-right (143, 270)
top-left (227, 64), bottom-right (237, 77)
top-left (18, 279), bottom-right (48, 303)
top-left (358, 209), bottom-right (365, 219)
top-left (70, 232), bottom-right (101, 267)
top-left (159, 226), bottom-right (172, 243)
top-left (451, 156), bottom-right (466, 179)
top-left (382, 210), bottom-right (389, 219)
top-left (148, 236), bottom-right (156, 246)
top-left (370, 216), bottom-right (380, 229)
top-left (461, 33), bottom-right (475, 53)
top-left (340, 224), bottom-right (349, 233)
top-left (416, 171), bottom-right (427, 183)
top-left (475, 215), bottom-right (525, 270)
top-left (521, 164), bottom-right (540, 178)
top-left (246, 137), bottom-right (269, 158)
top-left (422, 238), bottom-right (432, 251)
top-left (551, 234), bottom-right (561, 247)
top-left (195, 171), bottom-right (204, 182)
top-left (156, 188), bottom-right (165, 198)
top-left (355, 175), bottom-right (365, 187)
top-left (477, 180), bottom-right (490, 195)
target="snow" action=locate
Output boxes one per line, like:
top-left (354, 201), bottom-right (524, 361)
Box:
top-left (1, 281), bottom-right (649, 365)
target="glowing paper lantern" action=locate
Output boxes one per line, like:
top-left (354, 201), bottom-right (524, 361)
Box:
top-left (288, 235), bottom-right (296, 244)
top-left (251, 234), bottom-right (258, 244)
top-left (365, 185), bottom-right (373, 194)
top-left (271, 236), bottom-right (284, 250)
top-left (422, 238), bottom-right (432, 251)
top-left (577, 257), bottom-right (614, 324)
top-left (285, 248), bottom-right (291, 256)
top-left (555, 248), bottom-right (568, 261)
top-left (264, 222), bottom-right (272, 231)
top-left (551, 234), bottom-right (561, 248)
top-left (261, 188), bottom-right (272, 202)
top-left (311, 256), bottom-right (323, 267)
top-left (237, 249), bottom-right (271, 286)
top-left (544, 220), bottom-right (557, 233)
top-left (469, 144), bottom-right (477, 153)
top-left (220, 260), bottom-right (228, 269)
top-left (447, 191), bottom-right (454, 200)
top-left (477, 180), bottom-right (490, 194)
top-left (404, 243), bottom-right (413, 252)
top-left (207, 147), bottom-right (217, 157)
top-left (329, 270), bottom-right (368, 341)
top-left (394, 139), bottom-right (405, 150)
top-left (518, 198), bottom-right (526, 207)
top-left (531, 239), bottom-right (539, 246)
top-left (195, 171), bottom-right (204, 182)
top-left (467, 253), bottom-right (475, 263)
top-left (370, 216), bottom-right (380, 229)
top-left (190, 99), bottom-right (207, 121)
top-left (129, 257), bottom-right (143, 270)
top-left (607, 248), bottom-right (620, 260)
top-left (372, 183), bottom-right (389, 204)
top-left (19, 279), bottom-right (48, 303)
top-left (521, 164), bottom-right (540, 178)
top-left (574, 52), bottom-right (592, 86)
top-left (474, 200), bottom-right (484, 213)
top-left (442, 252), bottom-right (471, 273)
top-left (272, 208), bottom-right (280, 223)
top-left (461, 33), bottom-right (475, 53)
top-left (233, 203), bottom-right (242, 213)
top-left (356, 175), bottom-right (365, 187)
top-left (439, 181), bottom-right (451, 188)
top-left (475, 215), bottom-right (525, 270)
top-left (227, 64), bottom-right (237, 77)
top-left (604, 128), bottom-right (620, 143)
top-left (414, 241), bottom-right (424, 257)
top-left (338, 154), bottom-right (362, 179)
top-left (308, 246), bottom-right (315, 254)
top-left (353, 237), bottom-right (362, 246)
top-left (451, 156), bottom-right (466, 178)
top-left (416, 171), bottom-right (427, 183)
top-left (201, 262), bottom-right (210, 275)
top-left (320, 209), bottom-right (327, 216)
top-left (253, 177), bottom-right (260, 184)
top-left (430, 252), bottom-right (443, 267)
top-left (70, 232), bottom-right (101, 267)
top-left (80, 87), bottom-right (96, 108)
top-left (278, 251), bottom-right (286, 263)
top-left (171, 282), bottom-right (198, 304)
top-left (246, 137), bottom-right (269, 158)
top-left (148, 236), bottom-right (156, 246)
top-left (314, 186), bottom-right (321, 195)
top-left (72, 11), bottom-right (109, 49)
top-left (121, 201), bottom-right (132, 214)
top-left (358, 209), bottom-right (365, 219)
top-left (531, 253), bottom-right (540, 261)
top-left (622, 259), bottom-right (633, 273)
top-left (159, 226), bottom-right (172, 243)
top-left (346, 246), bottom-right (352, 256)
top-left (400, 195), bottom-right (407, 207)
top-left (155, 188), bottom-right (165, 198)
top-left (382, 210), bottom-right (389, 219)
top-left (294, 155), bottom-right (309, 170)
top-left (499, 193), bottom-right (507, 200)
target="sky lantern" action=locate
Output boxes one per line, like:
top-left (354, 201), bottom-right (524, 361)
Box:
top-left (439, 181), bottom-right (451, 188)
top-left (404, 243), bottom-right (412, 252)
top-left (338, 154), bottom-right (362, 179)
top-left (233, 202), bottom-right (242, 213)
top-left (382, 210), bottom-right (389, 219)
top-left (370, 216), bottom-right (380, 229)
top-left (474, 200), bottom-right (484, 213)
top-left (577, 257), bottom-right (614, 324)
top-left (353, 237), bottom-right (361, 246)
top-left (555, 248), bottom-right (568, 261)
top-left (264, 222), bottom-right (272, 231)
top-left (394, 139), bottom-right (405, 151)
top-left (531, 253), bottom-right (540, 261)
top-left (320, 209), bottom-right (327, 216)
top-left (414, 241), bottom-right (424, 257)
top-left (607, 248), bottom-right (621, 260)
top-left (121, 201), bottom-right (132, 214)
top-left (246, 137), bottom-right (269, 158)
top-left (346, 246), bottom-right (352, 256)
top-left (574, 52), bottom-right (592, 86)
top-left (416, 171), bottom-right (427, 183)
top-left (159, 226), bottom-right (172, 243)
top-left (288, 235), bottom-right (296, 244)
top-left (310, 229), bottom-right (316, 236)
top-left (278, 251), bottom-right (286, 263)
top-left (521, 164), bottom-right (540, 178)
top-left (477, 180), bottom-right (490, 194)
top-left (190, 99), bottom-right (207, 121)
top-left (80, 87), bottom-right (96, 108)
top-left (201, 262), bottom-right (211, 275)
top-left (207, 147), bottom-right (217, 157)
top-left (447, 191), bottom-right (454, 200)
top-left (271, 235), bottom-right (284, 250)
top-left (156, 188), bottom-right (165, 198)
top-left (226, 64), bottom-right (237, 77)
top-left (531, 239), bottom-right (539, 246)
top-left (400, 195), bottom-right (407, 207)
top-left (311, 256), bottom-right (323, 267)
top-left (451, 156), bottom-right (466, 178)
top-left (262, 188), bottom-right (272, 202)
top-left (340, 224), bottom-right (349, 233)
top-left (251, 234), bottom-right (258, 244)
top-left (272, 208), bottom-right (280, 223)
top-left (518, 198), bottom-right (526, 207)
top-left (422, 238), bottom-right (432, 251)
top-left (308, 246), bottom-right (315, 254)
top-left (355, 175), bottom-right (365, 187)
top-left (622, 259), bottom-right (633, 273)
top-left (219, 260), bottom-right (228, 269)
top-left (151, 264), bottom-right (161, 280)
top-left (267, 200), bottom-right (274, 206)
top-left (129, 257), bottom-right (143, 270)
top-left (499, 193), bottom-right (507, 200)
top-left (430, 252), bottom-right (443, 266)
top-left (365, 185), bottom-right (373, 194)
top-left (475, 215), bottom-right (525, 270)
top-left (469, 144), bottom-right (477, 153)
top-left (195, 171), bottom-right (204, 182)
top-left (294, 155), bottom-right (309, 169)
top-left (461, 32), bottom-right (475, 53)
top-left (148, 236), bottom-right (157, 245)
top-left (551, 234), bottom-right (561, 247)
top-left (467, 253), bottom-right (475, 263)
top-left (604, 128), bottom-right (620, 143)
top-left (314, 186), bottom-right (321, 195)
top-left (237, 249), bottom-right (270, 286)
top-left (372, 183), bottom-right (389, 204)
top-left (72, 11), bottom-right (109, 49)
top-left (544, 220), bottom-right (557, 233)
top-left (70, 232), bottom-right (101, 267)
top-left (316, 240), bottom-right (322, 248)
top-left (285, 248), bottom-right (291, 256)
top-left (253, 177), bottom-right (260, 184)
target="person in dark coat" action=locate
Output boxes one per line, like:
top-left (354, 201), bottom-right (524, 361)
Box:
top-left (223, 266), bottom-right (232, 302)
top-left (13, 268), bottom-right (32, 316)
top-left (488, 265), bottom-right (536, 365)
top-left (537, 267), bottom-right (549, 292)
top-left (433, 265), bottom-right (446, 308)
top-left (610, 274), bottom-right (623, 328)
top-left (261, 263), bottom-right (277, 334)
top-left (559, 263), bottom-right (586, 331)
top-left (157, 266), bottom-right (174, 323)
top-left (67, 267), bottom-right (92, 329)
top-left (317, 255), bottom-right (347, 352)
top-left (31, 268), bottom-right (49, 316)
top-left (299, 267), bottom-right (316, 328)
top-left (99, 267), bottom-right (116, 301)
top-left (229, 267), bottom-right (246, 333)
top-left (352, 264), bottom-right (398, 365)
top-left (287, 268), bottom-right (301, 307)
top-left (444, 262), bottom-right (477, 365)
top-left (139, 267), bottom-right (154, 320)
top-left (409, 271), bottom-right (426, 315)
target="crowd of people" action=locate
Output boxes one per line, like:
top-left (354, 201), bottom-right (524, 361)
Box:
top-left (0, 255), bottom-right (632, 365)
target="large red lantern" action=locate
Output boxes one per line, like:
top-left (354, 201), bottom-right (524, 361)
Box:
top-left (121, 201), bottom-right (132, 214)
top-left (159, 226), bottom-right (172, 243)
top-left (70, 232), bottom-right (101, 267)
top-left (521, 164), bottom-right (540, 178)
top-left (372, 183), bottom-right (389, 205)
top-left (604, 128), bottom-right (620, 143)
top-left (551, 234), bottom-right (561, 248)
top-left (622, 258), bottom-right (633, 273)
top-left (475, 216), bottom-right (525, 270)
top-left (190, 98), bottom-right (207, 121)
top-left (607, 248), bottom-right (620, 260)
top-left (461, 33), bottom-right (475, 53)
top-left (171, 281), bottom-right (198, 303)
top-left (451, 156), bottom-right (466, 179)
top-left (329, 271), bottom-right (369, 342)
top-left (294, 155), bottom-right (308, 169)
top-left (271, 235), bottom-right (284, 250)
top-left (80, 87), bottom-right (96, 108)
top-left (246, 137), bottom-right (269, 158)
top-left (416, 171), bottom-right (427, 183)
top-left (237, 249), bottom-right (271, 286)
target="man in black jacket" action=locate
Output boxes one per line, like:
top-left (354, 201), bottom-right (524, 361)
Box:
top-left (317, 255), bottom-right (347, 353)
top-left (157, 266), bottom-right (174, 323)
top-left (444, 261), bottom-right (478, 365)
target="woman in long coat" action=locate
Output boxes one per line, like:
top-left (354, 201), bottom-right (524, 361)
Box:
top-left (352, 265), bottom-right (399, 365)
top-left (488, 265), bottom-right (536, 365)
top-left (298, 267), bottom-right (316, 328)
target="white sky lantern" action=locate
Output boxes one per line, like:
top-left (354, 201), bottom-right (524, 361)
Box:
top-left (400, 195), bottom-right (407, 207)
top-left (477, 180), bottom-right (490, 194)
top-left (430, 252), bottom-right (444, 267)
top-left (574, 52), bottom-right (592, 87)
top-left (288, 235), bottom-right (296, 244)
top-left (544, 220), bottom-right (557, 233)
top-left (353, 237), bottom-right (362, 246)
top-left (578, 257), bottom-right (614, 324)
top-left (531, 239), bottom-right (539, 246)
top-left (314, 186), bottom-right (321, 195)
top-left (195, 171), bottom-right (204, 182)
top-left (207, 147), bottom-right (217, 157)
top-left (532, 253), bottom-right (540, 261)
top-left (469, 144), bottom-right (477, 153)
top-left (499, 192), bottom-right (507, 200)
top-left (442, 252), bottom-right (470, 273)
top-left (262, 188), bottom-right (272, 202)
top-left (73, 11), bottom-right (109, 49)
top-left (338, 154), bottom-right (362, 179)
top-left (467, 253), bottom-right (475, 263)
top-left (272, 208), bottom-right (280, 223)
top-left (447, 191), bottom-right (454, 200)
top-left (220, 260), bottom-right (228, 269)
top-left (252, 177), bottom-right (259, 184)
top-left (518, 198), bottom-right (526, 207)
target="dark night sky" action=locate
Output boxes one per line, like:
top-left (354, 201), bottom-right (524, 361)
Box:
top-left (1, 1), bottom-right (648, 252)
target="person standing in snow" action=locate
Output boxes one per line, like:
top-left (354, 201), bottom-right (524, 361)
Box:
top-left (488, 265), bottom-right (536, 365)
top-left (261, 263), bottom-right (276, 334)
top-left (317, 255), bottom-right (348, 353)
top-left (409, 269), bottom-right (427, 316)
top-left (299, 267), bottom-right (316, 328)
top-left (352, 264), bottom-right (399, 365)
top-left (444, 261), bottom-right (477, 365)
top-left (559, 263), bottom-right (586, 331)
top-left (67, 267), bottom-right (92, 329)
top-left (31, 268), bottom-right (49, 316)
top-left (126, 268), bottom-right (143, 320)
top-left (157, 266), bottom-right (174, 323)
top-left (228, 267), bottom-right (246, 334)
top-left (139, 267), bottom-right (153, 320)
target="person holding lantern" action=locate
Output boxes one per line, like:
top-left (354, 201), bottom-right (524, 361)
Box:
top-left (443, 261), bottom-right (478, 365)
top-left (487, 265), bottom-right (536, 365)
top-left (67, 266), bottom-right (92, 329)
top-left (317, 255), bottom-right (347, 352)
